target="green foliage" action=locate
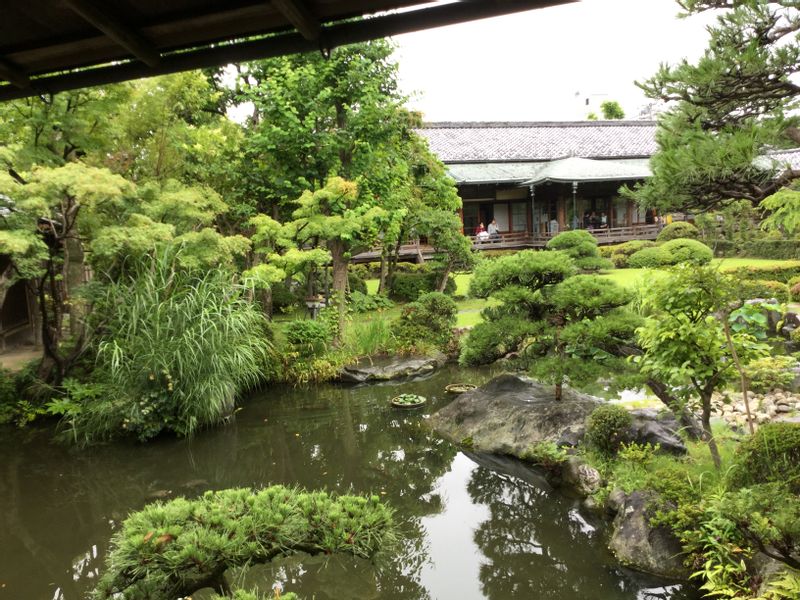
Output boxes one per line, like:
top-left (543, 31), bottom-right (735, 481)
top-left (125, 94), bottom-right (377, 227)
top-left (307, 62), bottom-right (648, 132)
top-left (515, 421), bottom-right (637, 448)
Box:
top-left (546, 230), bottom-right (612, 271)
top-left (64, 253), bottom-right (272, 444)
top-left (656, 221), bottom-right (700, 242)
top-left (521, 441), bottom-right (568, 471)
top-left (762, 188), bottom-right (800, 237)
top-left (91, 486), bottom-right (394, 600)
top-left (586, 404), bottom-right (633, 455)
top-left (392, 292), bottom-right (456, 350)
top-left (723, 261), bottom-right (800, 284)
top-left (388, 270), bottom-right (454, 302)
top-left (469, 250), bottom-right (575, 298)
top-left (758, 569), bottom-right (800, 600)
top-left (600, 100), bottom-right (625, 120)
top-left (628, 1), bottom-right (800, 213)
top-left (284, 319), bottom-right (333, 358)
top-left (604, 240), bottom-right (658, 268)
top-left (729, 423), bottom-right (800, 493)
top-left (347, 290), bottom-right (394, 313)
top-left (744, 356), bottom-right (797, 394)
top-left (717, 483), bottom-right (800, 571)
top-left (628, 238), bottom-right (713, 268)
top-left (458, 315), bottom-right (539, 366)
top-left (271, 282), bottom-right (302, 312)
top-left (0, 368), bottom-right (18, 425)
top-left (736, 279), bottom-right (790, 302)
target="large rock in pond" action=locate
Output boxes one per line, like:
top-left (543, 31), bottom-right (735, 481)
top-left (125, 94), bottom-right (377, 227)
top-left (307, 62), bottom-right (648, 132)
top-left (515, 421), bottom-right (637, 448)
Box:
top-left (428, 374), bottom-right (601, 455)
top-left (608, 490), bottom-right (689, 580)
top-left (338, 354), bottom-right (445, 383)
top-left (429, 374), bottom-right (688, 456)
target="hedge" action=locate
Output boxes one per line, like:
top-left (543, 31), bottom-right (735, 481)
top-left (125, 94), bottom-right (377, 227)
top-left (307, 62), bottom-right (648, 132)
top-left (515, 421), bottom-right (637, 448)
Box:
top-left (628, 238), bottom-right (713, 268)
top-left (702, 239), bottom-right (800, 260)
top-left (722, 261), bottom-right (800, 283)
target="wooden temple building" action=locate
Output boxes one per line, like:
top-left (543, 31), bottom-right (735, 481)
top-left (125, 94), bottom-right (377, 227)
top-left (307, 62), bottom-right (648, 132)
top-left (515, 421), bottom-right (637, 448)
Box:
top-left (419, 120), bottom-right (662, 248)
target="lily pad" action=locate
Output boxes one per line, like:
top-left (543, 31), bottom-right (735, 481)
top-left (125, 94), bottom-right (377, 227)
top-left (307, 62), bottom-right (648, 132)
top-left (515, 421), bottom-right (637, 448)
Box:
top-left (391, 394), bottom-right (427, 408)
top-left (445, 383), bottom-right (477, 394)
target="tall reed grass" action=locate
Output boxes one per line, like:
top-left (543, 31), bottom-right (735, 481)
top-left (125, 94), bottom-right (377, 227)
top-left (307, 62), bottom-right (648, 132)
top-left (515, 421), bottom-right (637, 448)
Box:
top-left (70, 252), bottom-right (272, 442)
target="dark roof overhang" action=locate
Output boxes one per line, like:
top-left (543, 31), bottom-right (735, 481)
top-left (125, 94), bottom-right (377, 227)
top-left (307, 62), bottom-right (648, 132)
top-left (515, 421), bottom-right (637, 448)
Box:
top-left (0, 0), bottom-right (575, 101)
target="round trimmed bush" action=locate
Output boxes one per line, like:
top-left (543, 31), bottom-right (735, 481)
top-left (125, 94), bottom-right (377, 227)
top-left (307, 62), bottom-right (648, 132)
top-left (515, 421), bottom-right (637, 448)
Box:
top-left (660, 238), bottom-right (713, 265)
top-left (627, 246), bottom-right (667, 268)
top-left (609, 240), bottom-right (658, 268)
top-left (729, 422), bottom-right (800, 493)
top-left (586, 403), bottom-right (633, 455)
top-left (656, 221), bottom-right (699, 242)
top-left (628, 238), bottom-right (712, 268)
top-left (546, 230), bottom-right (612, 271)
top-left (392, 291), bottom-right (457, 349)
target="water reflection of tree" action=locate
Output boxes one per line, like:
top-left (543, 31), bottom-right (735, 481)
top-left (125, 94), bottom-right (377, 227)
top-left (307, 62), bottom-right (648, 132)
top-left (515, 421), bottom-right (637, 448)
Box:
top-left (468, 464), bottom-right (639, 600)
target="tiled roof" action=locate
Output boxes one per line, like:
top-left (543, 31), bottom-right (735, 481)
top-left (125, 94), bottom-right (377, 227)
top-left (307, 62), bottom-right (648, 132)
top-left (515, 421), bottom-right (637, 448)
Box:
top-left (418, 121), bottom-right (658, 163)
top-left (447, 158), bottom-right (651, 185)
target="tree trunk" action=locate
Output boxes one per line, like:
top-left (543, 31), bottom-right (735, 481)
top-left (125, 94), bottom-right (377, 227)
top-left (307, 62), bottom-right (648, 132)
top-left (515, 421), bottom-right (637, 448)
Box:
top-left (554, 382), bottom-right (563, 402)
top-left (700, 389), bottom-right (722, 469)
top-left (436, 260), bottom-right (452, 293)
top-left (386, 226), bottom-right (406, 294)
top-left (329, 240), bottom-right (349, 345)
top-left (646, 378), bottom-right (704, 440)
top-left (378, 245), bottom-right (389, 295)
top-left (722, 318), bottom-right (755, 435)
top-left (64, 236), bottom-right (86, 337)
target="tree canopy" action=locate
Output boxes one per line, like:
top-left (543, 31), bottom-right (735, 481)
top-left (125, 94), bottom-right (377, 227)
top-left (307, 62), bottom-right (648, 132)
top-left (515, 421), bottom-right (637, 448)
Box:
top-left (628, 0), bottom-right (800, 213)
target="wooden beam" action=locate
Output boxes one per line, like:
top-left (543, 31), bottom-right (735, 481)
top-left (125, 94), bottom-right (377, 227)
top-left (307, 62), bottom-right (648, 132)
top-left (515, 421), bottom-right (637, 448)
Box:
top-left (0, 57), bottom-right (30, 88)
top-left (272, 0), bottom-right (320, 40)
top-left (0, 0), bottom-right (576, 101)
top-left (64, 0), bottom-right (161, 67)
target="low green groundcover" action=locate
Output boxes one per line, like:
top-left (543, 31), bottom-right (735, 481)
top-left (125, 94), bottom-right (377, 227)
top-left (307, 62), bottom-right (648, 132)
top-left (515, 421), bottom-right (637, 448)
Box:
top-left (92, 486), bottom-right (394, 600)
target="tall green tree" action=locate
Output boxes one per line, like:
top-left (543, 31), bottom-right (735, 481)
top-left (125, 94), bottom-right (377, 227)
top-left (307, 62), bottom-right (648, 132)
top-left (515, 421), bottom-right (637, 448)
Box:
top-left (628, 0), bottom-right (800, 213)
top-left (635, 265), bottom-right (768, 467)
top-left (288, 177), bottom-right (386, 341)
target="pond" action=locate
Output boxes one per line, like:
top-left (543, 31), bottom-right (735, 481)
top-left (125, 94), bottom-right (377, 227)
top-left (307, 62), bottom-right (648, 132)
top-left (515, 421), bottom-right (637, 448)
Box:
top-left (0, 365), bottom-right (699, 600)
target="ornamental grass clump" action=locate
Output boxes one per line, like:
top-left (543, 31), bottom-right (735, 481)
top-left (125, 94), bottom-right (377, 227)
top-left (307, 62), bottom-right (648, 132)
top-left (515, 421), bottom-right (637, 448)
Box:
top-left (92, 486), bottom-right (394, 600)
top-left (65, 252), bottom-right (272, 443)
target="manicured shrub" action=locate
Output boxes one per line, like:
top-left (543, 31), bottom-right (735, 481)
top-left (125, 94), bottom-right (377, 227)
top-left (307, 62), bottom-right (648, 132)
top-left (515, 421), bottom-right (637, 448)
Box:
top-left (656, 221), bottom-right (700, 242)
top-left (729, 422), bottom-right (800, 493)
top-left (546, 230), bottom-right (612, 271)
top-left (659, 238), bottom-right (713, 265)
top-left (790, 276), bottom-right (800, 302)
top-left (91, 486), bottom-right (394, 600)
top-left (628, 238), bottom-right (712, 268)
top-left (608, 240), bottom-right (658, 268)
top-left (723, 261), bottom-right (800, 284)
top-left (741, 239), bottom-right (800, 260)
top-left (743, 355), bottom-right (796, 393)
top-left (586, 403), bottom-right (632, 455)
top-left (459, 315), bottom-right (538, 366)
top-left (627, 245), bottom-right (666, 268)
top-left (388, 270), bottom-right (454, 302)
top-left (736, 278), bottom-right (790, 302)
top-left (284, 319), bottom-right (332, 357)
top-left (392, 291), bottom-right (457, 349)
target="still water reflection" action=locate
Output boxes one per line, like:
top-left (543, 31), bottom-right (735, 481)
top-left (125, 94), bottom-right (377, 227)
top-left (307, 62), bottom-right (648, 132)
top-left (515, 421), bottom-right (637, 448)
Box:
top-left (0, 366), bottom-right (698, 599)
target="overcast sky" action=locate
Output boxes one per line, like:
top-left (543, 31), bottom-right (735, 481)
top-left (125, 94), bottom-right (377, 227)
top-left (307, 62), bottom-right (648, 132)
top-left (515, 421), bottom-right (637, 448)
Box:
top-left (392, 0), bottom-right (717, 121)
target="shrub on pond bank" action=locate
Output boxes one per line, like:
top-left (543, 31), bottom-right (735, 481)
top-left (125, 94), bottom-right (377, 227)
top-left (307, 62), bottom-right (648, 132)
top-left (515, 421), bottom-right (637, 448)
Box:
top-left (392, 292), bottom-right (457, 351)
top-left (92, 486), bottom-right (394, 600)
top-left (586, 404), bottom-right (632, 455)
top-left (56, 254), bottom-right (273, 444)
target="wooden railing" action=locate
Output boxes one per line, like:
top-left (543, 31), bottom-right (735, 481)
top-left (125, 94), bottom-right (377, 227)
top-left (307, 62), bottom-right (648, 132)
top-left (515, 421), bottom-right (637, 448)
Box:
top-left (352, 224), bottom-right (663, 262)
